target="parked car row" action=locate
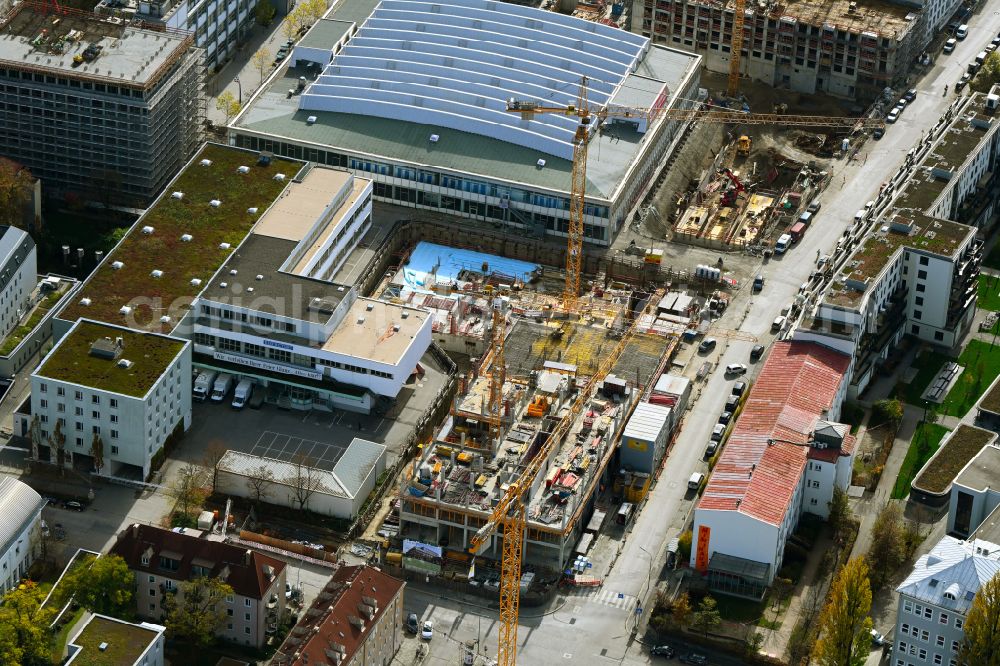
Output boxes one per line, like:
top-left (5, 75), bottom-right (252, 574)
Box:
top-left (704, 381), bottom-right (747, 459)
top-left (192, 370), bottom-right (256, 409)
top-left (886, 89), bottom-right (916, 123)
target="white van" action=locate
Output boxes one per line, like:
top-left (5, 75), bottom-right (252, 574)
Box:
top-left (210, 373), bottom-right (234, 402)
top-left (854, 209), bottom-right (866, 223)
top-left (192, 370), bottom-right (217, 402)
top-left (688, 472), bottom-right (706, 490)
top-left (956, 24), bottom-right (969, 40)
top-left (775, 234), bottom-right (792, 254)
top-left (232, 379), bottom-right (254, 409)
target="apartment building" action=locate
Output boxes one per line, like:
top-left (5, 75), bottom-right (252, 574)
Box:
top-left (947, 443), bottom-right (1000, 538)
top-left (692, 341), bottom-right (854, 599)
top-left (792, 93), bottom-right (997, 397)
top-left (892, 535), bottom-right (1000, 666)
top-left (28, 319), bottom-right (192, 479)
top-left (272, 565), bottom-right (404, 666)
top-left (0, 3), bottom-right (204, 206)
top-left (0, 226), bottom-right (36, 340)
top-left (640, 0), bottom-right (921, 100)
top-left (110, 524), bottom-right (287, 649)
top-left (66, 614), bottom-right (166, 666)
top-left (95, 0), bottom-right (256, 71)
top-left (0, 476), bottom-right (45, 594)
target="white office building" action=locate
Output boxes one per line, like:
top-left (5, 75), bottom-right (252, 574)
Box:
top-left (66, 614), bottom-right (166, 666)
top-left (27, 319), bottom-right (192, 479)
top-left (0, 226), bottom-right (36, 341)
top-left (893, 535), bottom-right (1000, 666)
top-left (0, 476), bottom-right (45, 594)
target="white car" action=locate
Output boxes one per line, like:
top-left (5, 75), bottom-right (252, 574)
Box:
top-left (421, 620), bottom-right (434, 640)
top-left (725, 363), bottom-right (748, 376)
top-left (886, 108), bottom-right (901, 123)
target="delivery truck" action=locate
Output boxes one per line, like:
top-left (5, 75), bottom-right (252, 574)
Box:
top-left (231, 379), bottom-right (254, 409)
top-left (192, 370), bottom-right (217, 402)
top-left (210, 373), bottom-right (234, 402)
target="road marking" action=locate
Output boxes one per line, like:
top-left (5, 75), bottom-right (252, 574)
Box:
top-left (564, 588), bottom-right (638, 610)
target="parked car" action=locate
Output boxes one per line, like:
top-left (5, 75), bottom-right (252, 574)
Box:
top-left (904, 88), bottom-right (917, 101)
top-left (886, 107), bottom-right (900, 123)
top-left (718, 411), bottom-right (732, 425)
top-left (752, 275), bottom-right (764, 292)
top-left (944, 37), bottom-right (957, 53)
top-left (681, 654), bottom-right (708, 665)
top-left (421, 620), bottom-right (434, 640)
top-left (872, 126), bottom-right (885, 139)
top-left (750, 344), bottom-right (765, 361)
top-left (704, 441), bottom-right (719, 459)
top-left (725, 394), bottom-right (740, 411)
top-left (957, 73), bottom-right (971, 91)
top-left (710, 423), bottom-right (726, 442)
top-left (698, 338), bottom-right (717, 354)
top-left (406, 613), bottom-right (419, 634)
top-left (772, 315), bottom-right (786, 332)
top-left (651, 645), bottom-right (676, 658)
top-left (63, 501), bottom-right (84, 512)
top-left (731, 381), bottom-right (747, 397)
top-left (870, 629), bottom-right (886, 647)
top-left (725, 363), bottom-right (748, 376)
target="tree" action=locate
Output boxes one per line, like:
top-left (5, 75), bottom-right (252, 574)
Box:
top-left (691, 595), bottom-right (721, 636)
top-left (973, 52), bottom-right (1000, 93)
top-left (300, 0), bottom-right (327, 22)
top-left (961, 572), bottom-right (1000, 665)
top-left (289, 455), bottom-right (320, 511)
top-left (29, 414), bottom-right (41, 463)
top-left (866, 502), bottom-right (905, 590)
top-left (164, 576), bottom-right (233, 651)
top-left (251, 47), bottom-right (272, 86)
top-left (0, 160), bottom-right (33, 230)
top-left (50, 419), bottom-right (66, 476)
top-left (215, 91), bottom-right (241, 125)
top-left (671, 592), bottom-right (692, 628)
top-left (171, 464), bottom-right (209, 519)
top-left (202, 439), bottom-right (227, 491)
top-left (66, 554), bottom-right (134, 619)
top-left (246, 464), bottom-right (275, 508)
top-left (282, 10), bottom-right (303, 40)
top-left (677, 530), bottom-right (692, 563)
top-left (812, 557), bottom-right (873, 666)
top-left (828, 486), bottom-right (852, 541)
top-left (872, 398), bottom-right (903, 430)
top-left (745, 630), bottom-right (765, 657)
top-left (90, 433), bottom-right (105, 474)
top-left (0, 581), bottom-right (58, 665)
top-left (254, 0), bottom-right (275, 25)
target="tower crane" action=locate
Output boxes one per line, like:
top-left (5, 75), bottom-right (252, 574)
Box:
top-left (728, 0), bottom-right (747, 98)
top-left (465, 81), bottom-right (884, 666)
top-left (507, 80), bottom-right (882, 312)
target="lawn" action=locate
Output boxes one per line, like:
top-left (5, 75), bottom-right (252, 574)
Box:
top-left (901, 351), bottom-right (954, 405)
top-left (714, 595), bottom-right (766, 623)
top-left (0, 286), bottom-right (69, 356)
top-left (940, 340), bottom-right (1000, 416)
top-left (978, 276), bottom-right (1000, 312)
top-left (913, 424), bottom-right (995, 494)
top-left (891, 422), bottom-right (951, 499)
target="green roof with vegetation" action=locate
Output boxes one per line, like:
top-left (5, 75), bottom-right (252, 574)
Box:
top-left (0, 282), bottom-right (72, 357)
top-left (57, 143), bottom-right (303, 333)
top-left (69, 615), bottom-right (159, 666)
top-left (36, 321), bottom-right (186, 398)
top-left (913, 424), bottom-right (996, 494)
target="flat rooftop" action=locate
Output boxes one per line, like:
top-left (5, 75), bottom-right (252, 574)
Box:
top-left (36, 320), bottom-right (186, 398)
top-left (824, 212), bottom-right (974, 308)
top-left (57, 144), bottom-right (304, 332)
top-left (298, 17), bottom-right (355, 49)
top-left (954, 443), bottom-right (1000, 493)
top-left (235, 19), bottom-right (698, 200)
top-left (68, 615), bottom-right (160, 666)
top-left (914, 425), bottom-right (997, 495)
top-left (322, 299), bottom-right (429, 364)
top-left (694, 0), bottom-right (914, 36)
top-left (0, 4), bottom-right (191, 88)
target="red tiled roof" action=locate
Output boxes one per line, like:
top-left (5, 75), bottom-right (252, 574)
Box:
top-left (698, 341), bottom-right (849, 525)
top-left (110, 524), bottom-right (285, 600)
top-left (275, 566), bottom-right (404, 666)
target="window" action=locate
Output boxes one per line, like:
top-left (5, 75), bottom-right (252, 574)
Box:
top-left (919, 649), bottom-right (927, 660)
top-left (917, 283), bottom-right (926, 292)
top-left (952, 641), bottom-right (959, 652)
top-left (111, 429), bottom-right (119, 439)
top-left (919, 256), bottom-right (929, 265)
top-left (92, 426), bottom-right (100, 434)
top-left (921, 629), bottom-right (929, 641)
top-left (955, 618), bottom-right (963, 629)
top-left (912, 325), bottom-right (921, 334)
top-left (159, 556), bottom-right (179, 572)
top-left (92, 410), bottom-right (100, 419)
top-left (924, 607), bottom-right (932, 619)
top-left (148, 575), bottom-right (155, 582)
top-left (92, 395), bottom-right (100, 404)
top-left (245, 598), bottom-right (251, 607)
top-left (899, 641), bottom-right (907, 654)
top-left (918, 269), bottom-right (928, 280)
top-left (904, 600), bottom-right (913, 613)
top-left (39, 383), bottom-right (47, 393)
top-left (227, 608), bottom-right (234, 616)
top-left (914, 310), bottom-right (922, 320)
top-left (244, 612), bottom-right (250, 621)
top-left (110, 398), bottom-right (118, 408)
top-left (934, 655), bottom-right (942, 665)
top-left (939, 612), bottom-right (948, 624)
top-left (244, 627), bottom-right (251, 635)
top-left (57, 387), bottom-right (64, 396)
top-left (902, 623), bottom-right (910, 634)
top-left (56, 403), bottom-right (65, 413)
top-left (226, 594), bottom-right (234, 603)
top-left (75, 421), bottom-right (83, 431)
top-left (141, 553), bottom-right (150, 565)
top-left (149, 589), bottom-right (155, 597)
top-left (937, 636), bottom-right (945, 647)
top-left (110, 414), bottom-right (118, 423)
top-left (75, 437), bottom-right (82, 447)
top-left (935, 331), bottom-right (944, 341)
top-left (74, 406), bottom-right (83, 416)
top-left (111, 445), bottom-right (119, 454)
top-left (149, 603), bottom-right (156, 611)
top-left (218, 337), bottom-right (240, 353)
top-left (915, 296), bottom-right (924, 306)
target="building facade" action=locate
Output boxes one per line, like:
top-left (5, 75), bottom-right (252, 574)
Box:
top-left (0, 226), bottom-right (36, 340)
top-left (893, 535), bottom-right (1000, 666)
top-left (947, 444), bottom-right (1000, 538)
top-left (110, 524), bottom-right (287, 649)
top-left (29, 319), bottom-right (192, 479)
top-left (0, 476), bottom-right (45, 594)
top-left (272, 565), bottom-right (404, 666)
top-left (66, 614), bottom-right (166, 666)
top-left (0, 4), bottom-right (204, 206)
top-left (639, 0), bottom-right (921, 100)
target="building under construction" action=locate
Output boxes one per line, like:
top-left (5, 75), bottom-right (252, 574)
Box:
top-left (0, 2), bottom-right (204, 205)
top-left (641, 0), bottom-right (922, 100)
top-left (397, 282), bottom-right (679, 570)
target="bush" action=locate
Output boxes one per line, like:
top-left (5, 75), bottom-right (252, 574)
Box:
top-left (678, 530), bottom-right (692, 563)
top-left (783, 541), bottom-right (809, 564)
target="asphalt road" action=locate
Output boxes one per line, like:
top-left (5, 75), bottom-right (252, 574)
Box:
top-left (412, 11), bottom-right (1000, 664)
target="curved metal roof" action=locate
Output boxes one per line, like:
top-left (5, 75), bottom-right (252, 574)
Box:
top-left (0, 476), bottom-right (43, 552)
top-left (298, 0), bottom-right (648, 160)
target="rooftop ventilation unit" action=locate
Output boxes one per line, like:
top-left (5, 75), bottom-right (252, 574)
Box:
top-left (142, 226), bottom-right (154, 235)
top-left (160, 315), bottom-right (171, 323)
top-left (247, 207), bottom-right (258, 214)
top-left (171, 191), bottom-right (184, 199)
top-left (392, 325), bottom-right (400, 332)
top-left (180, 234), bottom-right (193, 242)
top-left (255, 274), bottom-right (264, 281)
top-left (117, 359), bottom-right (133, 368)
top-left (200, 159), bottom-right (212, 167)
top-left (111, 261), bottom-right (124, 270)
top-left (537, 159), bottom-right (546, 168)
top-left (190, 278), bottom-right (202, 286)
top-left (401, 311), bottom-right (409, 319)
top-left (220, 282), bottom-right (228, 288)
top-left (366, 303), bottom-right (374, 311)
top-left (80, 297), bottom-right (91, 306)
top-left (247, 287), bottom-right (254, 293)
top-left (98, 643), bottom-right (108, 652)
top-left (274, 174), bottom-right (286, 182)
top-left (429, 134), bottom-right (440, 143)
top-left (219, 243), bottom-right (231, 250)
top-left (229, 269), bottom-right (238, 275)
top-left (237, 166), bottom-right (250, 174)
top-left (209, 199), bottom-right (221, 207)
top-left (357, 316), bottom-right (365, 324)
top-left (119, 305), bottom-right (132, 315)
top-left (151, 270), bottom-right (163, 278)
top-left (306, 116), bottom-right (317, 125)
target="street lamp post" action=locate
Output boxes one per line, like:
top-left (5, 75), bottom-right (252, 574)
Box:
top-left (235, 76), bottom-right (243, 103)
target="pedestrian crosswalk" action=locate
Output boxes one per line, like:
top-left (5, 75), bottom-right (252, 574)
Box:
top-left (563, 586), bottom-right (638, 610)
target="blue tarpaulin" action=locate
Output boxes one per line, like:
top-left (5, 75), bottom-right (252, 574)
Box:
top-left (402, 242), bottom-right (540, 293)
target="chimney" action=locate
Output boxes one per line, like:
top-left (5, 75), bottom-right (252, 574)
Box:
top-left (348, 615), bottom-right (366, 631)
top-left (245, 549), bottom-right (252, 566)
top-left (131, 523), bottom-right (139, 539)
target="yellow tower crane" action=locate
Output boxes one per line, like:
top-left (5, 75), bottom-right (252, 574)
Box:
top-left (728, 0), bottom-right (747, 98)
